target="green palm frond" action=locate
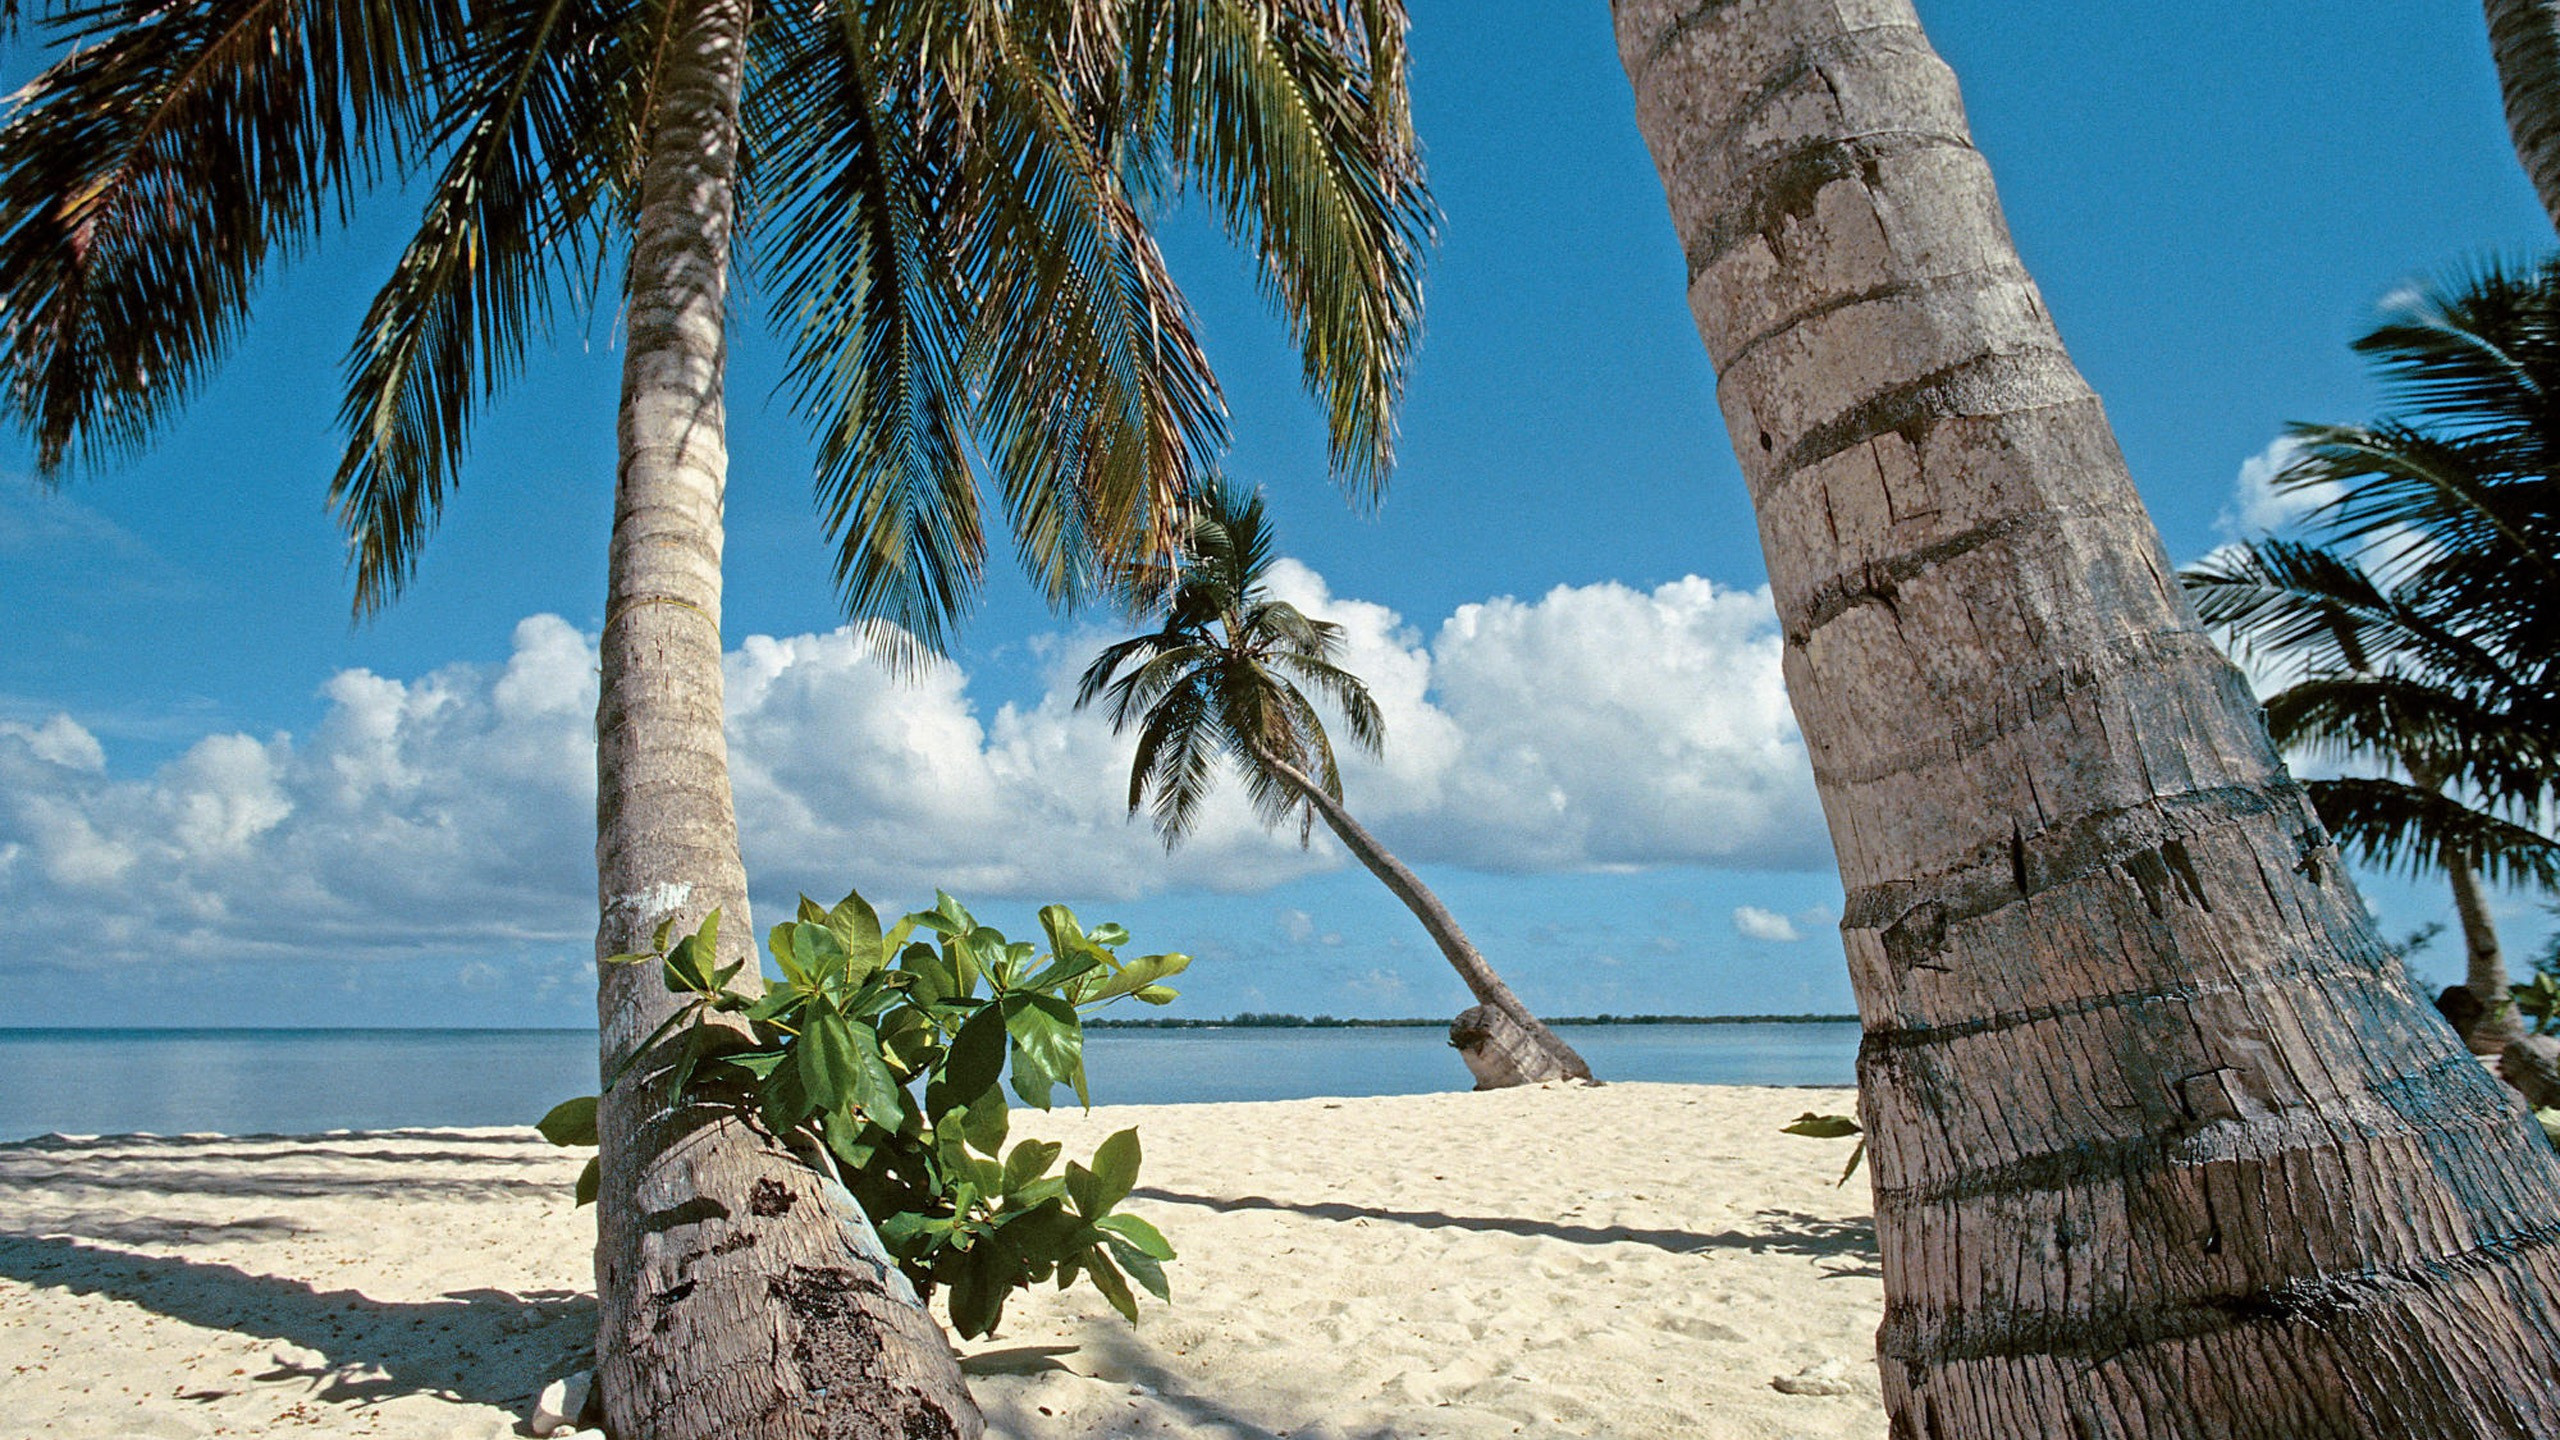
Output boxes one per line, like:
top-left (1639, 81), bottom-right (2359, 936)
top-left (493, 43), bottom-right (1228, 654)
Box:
top-left (333, 0), bottom-right (627, 616)
top-left (746, 3), bottom-right (981, 655)
top-left (2308, 777), bottom-right (2560, 892)
top-left (2264, 674), bottom-right (2560, 808)
top-left (0, 0), bottom-right (459, 474)
top-left (2184, 538), bottom-right (2522, 694)
top-left (1148, 0), bottom-right (1433, 499)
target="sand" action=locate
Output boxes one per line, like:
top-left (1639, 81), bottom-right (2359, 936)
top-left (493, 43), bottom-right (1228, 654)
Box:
top-left (0, 1083), bottom-right (1883, 1439)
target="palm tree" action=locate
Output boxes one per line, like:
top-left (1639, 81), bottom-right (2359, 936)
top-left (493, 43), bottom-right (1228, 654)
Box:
top-left (2487, 0), bottom-right (2560, 232)
top-left (0, 4), bottom-right (1428, 1437)
top-left (1075, 480), bottom-right (1591, 1087)
top-left (1614, 0), bottom-right (2560, 1432)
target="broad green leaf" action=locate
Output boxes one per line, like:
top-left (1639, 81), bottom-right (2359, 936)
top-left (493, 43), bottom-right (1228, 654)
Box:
top-left (746, 983), bottom-right (806, 1023)
top-left (1065, 1160), bottom-right (1098, 1219)
top-left (960, 1091), bottom-right (1011, 1156)
top-left (1781, 1112), bottom-right (1862, 1139)
top-left (948, 1242), bottom-right (1011, 1339)
top-left (1077, 952), bottom-right (1191, 1005)
top-left (798, 999), bottom-right (861, 1112)
top-left (945, 1005), bottom-right (1009, 1102)
top-left (1007, 1038), bottom-right (1057, 1110)
top-left (792, 923), bottom-right (852, 987)
top-left (798, 895), bottom-right (828, 924)
top-left (1037, 903), bottom-right (1084, 952)
top-left (769, 922), bottom-right (812, 989)
top-left (900, 943), bottom-right (956, 1007)
top-left (1133, 986), bottom-right (1178, 1005)
top-left (1022, 947), bottom-right (1103, 996)
top-left (1003, 1139), bottom-right (1063, 1193)
top-left (1095, 1212), bottom-right (1173, 1261)
top-left (847, 1024), bottom-right (910, 1134)
top-left (825, 890), bottom-right (885, 964)
top-left (536, 1095), bottom-right (598, 1148)
top-left (760, 1046), bottom-right (812, 1133)
top-left (1003, 994), bottom-right (1085, 1106)
top-left (1086, 1249), bottom-right (1140, 1324)
top-left (652, 915), bottom-right (677, 953)
top-left (574, 1154), bottom-right (600, 1207)
top-left (1107, 1237), bottom-right (1170, 1301)
top-left (1086, 1129), bottom-right (1141, 1215)
top-left (1089, 923), bottom-right (1129, 948)
top-left (729, 1050), bottom-right (788, 1079)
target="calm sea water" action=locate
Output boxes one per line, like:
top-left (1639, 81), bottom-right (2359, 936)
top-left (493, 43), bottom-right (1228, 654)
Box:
top-left (0, 1023), bottom-right (1860, 1141)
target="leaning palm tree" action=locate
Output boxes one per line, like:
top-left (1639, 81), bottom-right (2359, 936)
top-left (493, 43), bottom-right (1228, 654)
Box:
top-left (0, 4), bottom-right (1428, 1437)
top-left (1616, 0), bottom-right (2560, 1433)
top-left (2187, 536), bottom-right (2560, 1054)
top-left (1077, 480), bottom-right (1589, 1087)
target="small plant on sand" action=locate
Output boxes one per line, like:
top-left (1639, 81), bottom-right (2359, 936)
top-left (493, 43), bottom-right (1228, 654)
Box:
top-left (541, 888), bottom-right (1187, 1338)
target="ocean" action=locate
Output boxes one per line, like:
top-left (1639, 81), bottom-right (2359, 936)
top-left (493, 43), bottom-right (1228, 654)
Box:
top-left (0, 1022), bottom-right (1862, 1142)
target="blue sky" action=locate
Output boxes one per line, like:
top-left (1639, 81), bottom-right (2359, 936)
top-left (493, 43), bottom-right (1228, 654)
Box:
top-left (5, 0), bottom-right (2554, 1027)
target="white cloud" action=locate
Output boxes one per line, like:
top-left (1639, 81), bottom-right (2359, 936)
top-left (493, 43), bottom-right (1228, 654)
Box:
top-left (2216, 436), bottom-right (2333, 542)
top-left (1732, 905), bottom-right (1802, 942)
top-left (1, 566), bottom-right (1831, 973)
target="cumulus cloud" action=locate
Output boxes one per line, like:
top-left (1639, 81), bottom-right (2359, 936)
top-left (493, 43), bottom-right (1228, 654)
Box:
top-left (3, 566), bottom-right (1828, 973)
top-left (2215, 436), bottom-right (2333, 542)
top-left (1731, 905), bottom-right (1802, 942)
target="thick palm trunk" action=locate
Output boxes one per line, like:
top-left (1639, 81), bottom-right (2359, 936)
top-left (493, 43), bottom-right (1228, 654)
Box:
top-left (592, 3), bottom-right (980, 1437)
top-left (1616, 2), bottom-right (2560, 1434)
top-left (2487, 0), bottom-right (2560, 232)
top-left (2450, 853), bottom-right (2524, 1055)
top-left (1259, 751), bottom-right (1591, 1086)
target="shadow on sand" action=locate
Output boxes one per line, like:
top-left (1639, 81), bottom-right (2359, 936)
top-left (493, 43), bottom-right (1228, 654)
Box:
top-left (0, 1231), bottom-right (592, 1414)
top-left (1129, 1185), bottom-right (1878, 1273)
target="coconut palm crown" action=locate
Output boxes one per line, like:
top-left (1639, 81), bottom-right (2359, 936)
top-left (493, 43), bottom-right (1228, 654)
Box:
top-left (1076, 477), bottom-right (1379, 845)
top-left (0, 0), bottom-right (1434, 648)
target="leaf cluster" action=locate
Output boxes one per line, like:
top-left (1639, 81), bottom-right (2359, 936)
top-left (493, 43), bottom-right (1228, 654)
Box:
top-left (543, 887), bottom-right (1188, 1339)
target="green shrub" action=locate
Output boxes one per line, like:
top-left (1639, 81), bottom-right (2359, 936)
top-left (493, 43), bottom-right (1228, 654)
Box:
top-left (540, 888), bottom-right (1188, 1339)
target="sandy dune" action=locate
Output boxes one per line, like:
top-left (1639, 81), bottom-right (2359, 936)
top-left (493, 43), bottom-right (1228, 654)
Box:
top-left (0, 1083), bottom-right (1883, 1439)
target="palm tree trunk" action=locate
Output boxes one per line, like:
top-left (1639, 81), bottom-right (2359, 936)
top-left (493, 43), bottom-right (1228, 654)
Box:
top-left (1257, 750), bottom-right (1592, 1086)
top-left (2451, 853), bottom-right (2525, 1055)
top-left (1616, 2), bottom-right (2560, 1434)
top-left (592, 2), bottom-right (980, 1436)
top-left (2486, 0), bottom-right (2560, 233)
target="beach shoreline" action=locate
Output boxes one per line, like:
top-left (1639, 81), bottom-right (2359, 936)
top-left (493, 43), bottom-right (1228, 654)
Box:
top-left (0, 1083), bottom-right (1883, 1439)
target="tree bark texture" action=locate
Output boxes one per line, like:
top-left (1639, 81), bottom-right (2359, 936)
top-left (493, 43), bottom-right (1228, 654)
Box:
top-left (592, 3), bottom-right (981, 1436)
top-left (2487, 0), bottom-right (2560, 233)
top-left (1259, 751), bottom-right (1592, 1085)
top-left (2449, 855), bottom-right (2525, 1056)
top-left (1615, 2), bottom-right (2560, 1435)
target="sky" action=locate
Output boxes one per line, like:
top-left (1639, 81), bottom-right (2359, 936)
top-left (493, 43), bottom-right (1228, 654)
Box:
top-left (5, 0), bottom-right (2555, 1028)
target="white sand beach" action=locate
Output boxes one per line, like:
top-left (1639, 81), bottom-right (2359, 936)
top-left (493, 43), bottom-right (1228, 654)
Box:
top-left (0, 1083), bottom-right (1883, 1439)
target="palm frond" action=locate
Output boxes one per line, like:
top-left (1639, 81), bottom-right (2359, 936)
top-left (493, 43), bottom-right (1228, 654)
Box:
top-left (2308, 776), bottom-right (2560, 892)
top-left (744, 3), bottom-right (981, 655)
top-left (332, 0), bottom-right (625, 616)
top-left (1146, 0), bottom-right (1432, 497)
top-left (0, 0), bottom-right (460, 474)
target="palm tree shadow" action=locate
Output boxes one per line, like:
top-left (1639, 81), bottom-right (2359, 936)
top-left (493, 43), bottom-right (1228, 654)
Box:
top-left (1129, 1187), bottom-right (1879, 1274)
top-left (0, 1232), bottom-right (593, 1415)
